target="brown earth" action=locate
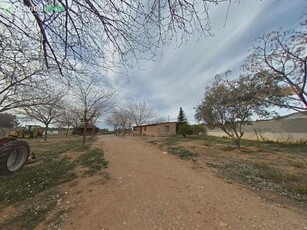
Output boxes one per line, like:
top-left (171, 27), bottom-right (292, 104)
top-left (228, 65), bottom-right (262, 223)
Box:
top-left (39, 135), bottom-right (307, 230)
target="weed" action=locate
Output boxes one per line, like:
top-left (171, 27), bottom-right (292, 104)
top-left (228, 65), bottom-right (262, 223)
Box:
top-left (0, 137), bottom-right (107, 229)
top-left (167, 146), bottom-right (198, 160)
top-left (206, 162), bottom-right (219, 168)
top-left (222, 161), bottom-right (307, 202)
top-left (0, 158), bottom-right (76, 204)
top-left (148, 140), bottom-right (158, 145)
top-left (77, 148), bottom-right (109, 176)
top-left (0, 191), bottom-right (59, 230)
top-left (288, 160), bottom-right (306, 168)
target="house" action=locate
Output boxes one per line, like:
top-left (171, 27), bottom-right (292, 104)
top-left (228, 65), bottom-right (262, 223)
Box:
top-left (132, 122), bottom-right (177, 136)
top-left (73, 123), bottom-right (99, 135)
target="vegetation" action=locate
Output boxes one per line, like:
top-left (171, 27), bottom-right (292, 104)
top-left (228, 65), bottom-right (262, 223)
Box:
top-left (223, 161), bottom-right (307, 202)
top-left (77, 148), bottom-right (109, 176)
top-left (0, 136), bottom-right (109, 229)
top-left (195, 72), bottom-right (270, 148)
top-left (192, 124), bottom-right (206, 135)
top-left (23, 87), bottom-right (66, 141)
top-left (244, 18), bottom-right (307, 112)
top-left (178, 124), bottom-right (193, 137)
top-left (177, 107), bottom-right (188, 125)
top-left (0, 113), bottom-right (19, 128)
top-left (106, 101), bottom-right (155, 137)
top-left (148, 135), bottom-right (307, 205)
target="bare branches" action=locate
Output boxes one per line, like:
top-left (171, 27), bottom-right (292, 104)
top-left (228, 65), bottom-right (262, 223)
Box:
top-left (244, 18), bottom-right (307, 112)
top-left (72, 75), bottom-right (116, 144)
top-left (23, 87), bottom-right (66, 141)
top-left (1, 0), bottom-right (230, 74)
top-left (126, 100), bottom-right (155, 126)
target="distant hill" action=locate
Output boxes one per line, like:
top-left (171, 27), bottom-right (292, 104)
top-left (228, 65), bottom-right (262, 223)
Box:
top-left (244, 112), bottom-right (307, 133)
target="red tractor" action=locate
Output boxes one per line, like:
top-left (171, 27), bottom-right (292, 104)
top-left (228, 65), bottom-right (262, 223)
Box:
top-left (0, 138), bottom-right (30, 175)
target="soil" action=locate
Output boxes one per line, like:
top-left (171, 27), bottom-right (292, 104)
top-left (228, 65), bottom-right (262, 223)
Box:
top-left (39, 135), bottom-right (307, 230)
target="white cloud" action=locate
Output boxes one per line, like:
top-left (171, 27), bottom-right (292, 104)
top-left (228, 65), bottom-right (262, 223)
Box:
top-left (104, 0), bottom-right (306, 127)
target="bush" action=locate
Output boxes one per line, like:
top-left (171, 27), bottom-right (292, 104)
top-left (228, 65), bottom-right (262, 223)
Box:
top-left (178, 124), bottom-right (193, 137)
top-left (192, 124), bottom-right (206, 135)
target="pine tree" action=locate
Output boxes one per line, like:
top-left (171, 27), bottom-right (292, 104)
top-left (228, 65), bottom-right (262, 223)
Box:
top-left (177, 107), bottom-right (188, 125)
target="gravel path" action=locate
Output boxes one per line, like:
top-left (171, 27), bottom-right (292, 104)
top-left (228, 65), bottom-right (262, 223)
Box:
top-left (60, 135), bottom-right (307, 230)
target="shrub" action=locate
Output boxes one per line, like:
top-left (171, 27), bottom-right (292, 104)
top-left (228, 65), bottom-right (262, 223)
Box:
top-left (192, 124), bottom-right (206, 135)
top-left (178, 124), bottom-right (193, 137)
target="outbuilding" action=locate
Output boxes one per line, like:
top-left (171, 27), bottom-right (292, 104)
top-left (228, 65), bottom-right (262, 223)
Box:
top-left (132, 122), bottom-right (177, 136)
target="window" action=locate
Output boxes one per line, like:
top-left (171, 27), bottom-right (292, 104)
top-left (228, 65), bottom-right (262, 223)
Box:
top-left (164, 126), bottom-right (169, 132)
top-left (144, 126), bottom-right (147, 131)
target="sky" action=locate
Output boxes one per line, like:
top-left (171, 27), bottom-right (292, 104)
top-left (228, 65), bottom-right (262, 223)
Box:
top-left (102, 0), bottom-right (306, 127)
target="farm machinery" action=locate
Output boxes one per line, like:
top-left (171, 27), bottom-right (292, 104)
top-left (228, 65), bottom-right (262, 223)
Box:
top-left (9, 125), bottom-right (44, 138)
top-left (0, 138), bottom-right (30, 175)
top-left (0, 125), bottom-right (41, 175)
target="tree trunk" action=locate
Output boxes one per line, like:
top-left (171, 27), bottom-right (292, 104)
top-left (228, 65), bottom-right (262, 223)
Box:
top-left (44, 124), bottom-right (48, 141)
top-left (138, 125), bottom-right (142, 136)
top-left (65, 125), bottom-right (70, 137)
top-left (82, 121), bottom-right (88, 145)
top-left (234, 139), bottom-right (241, 148)
top-left (91, 126), bottom-right (95, 139)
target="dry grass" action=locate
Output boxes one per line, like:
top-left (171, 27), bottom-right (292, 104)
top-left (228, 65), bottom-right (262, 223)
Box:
top-left (148, 135), bottom-right (307, 208)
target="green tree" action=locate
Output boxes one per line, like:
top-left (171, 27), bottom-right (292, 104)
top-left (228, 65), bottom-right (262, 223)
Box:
top-left (192, 124), bottom-right (206, 135)
top-left (0, 113), bottom-right (19, 128)
top-left (178, 124), bottom-right (193, 138)
top-left (195, 71), bottom-right (270, 148)
top-left (177, 107), bottom-right (188, 125)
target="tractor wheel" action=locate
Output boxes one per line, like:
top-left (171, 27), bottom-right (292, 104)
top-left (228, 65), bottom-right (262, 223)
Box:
top-left (0, 138), bottom-right (30, 175)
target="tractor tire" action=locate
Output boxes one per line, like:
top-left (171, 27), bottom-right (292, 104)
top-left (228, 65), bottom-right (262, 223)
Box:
top-left (0, 138), bottom-right (30, 175)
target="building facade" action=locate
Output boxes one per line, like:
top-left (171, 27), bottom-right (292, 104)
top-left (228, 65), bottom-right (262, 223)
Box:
top-left (133, 122), bottom-right (177, 136)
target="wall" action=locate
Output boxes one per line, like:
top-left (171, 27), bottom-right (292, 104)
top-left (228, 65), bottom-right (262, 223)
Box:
top-left (142, 122), bottom-right (177, 136)
top-left (208, 130), bottom-right (307, 143)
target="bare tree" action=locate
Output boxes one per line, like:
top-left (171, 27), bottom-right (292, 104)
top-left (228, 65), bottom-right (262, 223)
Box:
top-left (244, 18), bottom-right (307, 113)
top-left (73, 76), bottom-right (116, 145)
top-left (0, 0), bottom-right (230, 75)
top-left (23, 88), bottom-right (66, 141)
top-left (1, 0), bottom-right (232, 118)
top-left (106, 108), bottom-right (131, 137)
top-left (57, 104), bottom-right (81, 137)
top-left (105, 113), bottom-right (121, 136)
top-left (0, 27), bottom-right (47, 112)
top-left (126, 100), bottom-right (155, 135)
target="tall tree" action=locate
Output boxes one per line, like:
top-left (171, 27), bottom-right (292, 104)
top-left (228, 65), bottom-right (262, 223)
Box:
top-left (177, 107), bottom-right (188, 125)
top-left (244, 17), bottom-right (307, 113)
top-left (73, 76), bottom-right (116, 145)
top-left (195, 72), bottom-right (270, 148)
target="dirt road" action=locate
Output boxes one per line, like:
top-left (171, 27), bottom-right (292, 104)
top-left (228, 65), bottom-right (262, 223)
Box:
top-left (59, 136), bottom-right (307, 230)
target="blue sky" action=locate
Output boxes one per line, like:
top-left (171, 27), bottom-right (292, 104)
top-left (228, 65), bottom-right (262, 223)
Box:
top-left (103, 0), bottom-right (306, 127)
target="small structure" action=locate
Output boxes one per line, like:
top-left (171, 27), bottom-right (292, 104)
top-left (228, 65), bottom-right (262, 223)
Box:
top-left (73, 123), bottom-right (99, 136)
top-left (133, 122), bottom-right (177, 136)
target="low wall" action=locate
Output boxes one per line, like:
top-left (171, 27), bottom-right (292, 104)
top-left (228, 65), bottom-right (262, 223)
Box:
top-left (208, 130), bottom-right (307, 143)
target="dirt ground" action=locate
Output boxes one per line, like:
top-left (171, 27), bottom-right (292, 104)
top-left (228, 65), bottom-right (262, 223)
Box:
top-left (39, 135), bottom-right (307, 230)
